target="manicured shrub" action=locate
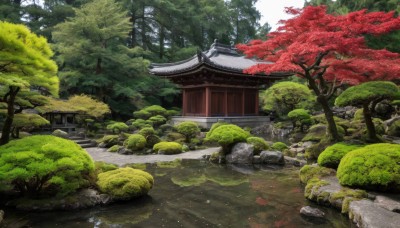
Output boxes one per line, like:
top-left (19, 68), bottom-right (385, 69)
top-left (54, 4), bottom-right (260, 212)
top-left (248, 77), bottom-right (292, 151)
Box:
top-left (205, 124), bottom-right (250, 154)
top-left (143, 105), bottom-right (167, 116)
top-left (106, 122), bottom-right (129, 134)
top-left (337, 143), bottom-right (400, 191)
top-left (133, 110), bottom-right (151, 119)
top-left (96, 135), bottom-right (119, 148)
top-left (318, 143), bottom-right (364, 169)
top-left (12, 113), bottom-right (49, 137)
top-left (0, 135), bottom-right (95, 197)
top-left (148, 115), bottom-right (167, 127)
top-left (246, 137), bottom-right (269, 154)
top-left (131, 119), bottom-right (152, 129)
top-left (271, 142), bottom-right (288, 151)
top-left (153, 142), bottom-right (183, 155)
top-left (124, 134), bottom-right (146, 151)
top-left (139, 127), bottom-right (156, 138)
top-left (166, 109), bottom-right (180, 117)
top-left (175, 121), bottom-right (200, 143)
top-left (146, 135), bottom-right (161, 148)
top-left (165, 132), bottom-right (186, 143)
top-left (96, 167), bottom-right (153, 200)
top-left (205, 122), bottom-right (228, 138)
top-left (159, 123), bottom-right (175, 133)
top-left (287, 109), bottom-right (312, 132)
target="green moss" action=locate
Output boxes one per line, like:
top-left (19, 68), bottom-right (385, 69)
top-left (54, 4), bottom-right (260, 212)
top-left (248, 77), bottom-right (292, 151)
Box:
top-left (153, 142), bottom-right (183, 155)
top-left (133, 110), bottom-right (151, 119)
top-left (142, 105), bottom-right (167, 116)
top-left (302, 124), bottom-right (327, 142)
top-left (271, 142), bottom-right (288, 151)
top-left (107, 145), bottom-right (121, 153)
top-left (0, 135), bottom-right (95, 198)
top-left (156, 159), bottom-right (182, 168)
top-left (12, 113), bottom-right (49, 128)
top-left (175, 121), bottom-right (200, 143)
top-left (205, 124), bottom-right (250, 154)
top-left (148, 115), bottom-right (167, 126)
top-left (299, 165), bottom-right (336, 184)
top-left (337, 143), bottom-right (400, 191)
top-left (124, 134), bottom-right (146, 151)
top-left (96, 135), bottom-right (119, 148)
top-left (96, 167), bottom-right (153, 200)
top-left (246, 137), bottom-right (269, 154)
top-left (95, 161), bottom-right (118, 174)
top-left (318, 143), bottom-right (364, 169)
top-left (126, 163), bottom-right (147, 170)
top-left (353, 109), bottom-right (364, 121)
top-left (165, 132), bottom-right (186, 143)
top-left (52, 129), bottom-right (68, 138)
top-left (138, 127), bottom-right (156, 138)
top-left (205, 122), bottom-right (228, 138)
top-left (131, 119), bottom-right (152, 129)
top-left (146, 135), bottom-right (161, 148)
top-left (304, 177), bottom-right (329, 199)
top-left (305, 139), bottom-right (331, 160)
top-left (106, 122), bottom-right (129, 134)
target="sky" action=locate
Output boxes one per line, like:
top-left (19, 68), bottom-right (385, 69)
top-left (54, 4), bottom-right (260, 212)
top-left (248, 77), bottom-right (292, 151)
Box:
top-left (255, 0), bottom-right (306, 30)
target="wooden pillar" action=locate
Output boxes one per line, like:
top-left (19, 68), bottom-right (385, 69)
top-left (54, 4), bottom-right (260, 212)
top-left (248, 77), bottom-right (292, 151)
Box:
top-left (205, 87), bottom-right (211, 117)
top-left (255, 90), bottom-right (259, 115)
top-left (241, 89), bottom-right (245, 116)
top-left (224, 88), bottom-right (228, 117)
top-left (182, 90), bottom-right (187, 116)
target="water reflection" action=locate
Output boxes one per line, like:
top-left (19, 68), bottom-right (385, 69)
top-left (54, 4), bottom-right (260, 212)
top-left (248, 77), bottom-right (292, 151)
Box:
top-left (2, 160), bottom-right (354, 228)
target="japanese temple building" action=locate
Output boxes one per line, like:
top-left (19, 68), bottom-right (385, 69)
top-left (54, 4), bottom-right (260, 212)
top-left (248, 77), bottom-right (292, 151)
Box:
top-left (149, 41), bottom-right (291, 128)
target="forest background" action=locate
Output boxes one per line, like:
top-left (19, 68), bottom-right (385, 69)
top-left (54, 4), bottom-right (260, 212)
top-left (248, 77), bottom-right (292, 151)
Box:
top-left (0, 0), bottom-right (398, 118)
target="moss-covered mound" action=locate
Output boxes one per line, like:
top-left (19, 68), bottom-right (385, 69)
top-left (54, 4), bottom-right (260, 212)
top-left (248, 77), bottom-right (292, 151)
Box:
top-left (337, 143), bottom-right (400, 191)
top-left (0, 135), bottom-right (95, 198)
top-left (124, 134), bottom-right (146, 151)
top-left (271, 142), bottom-right (288, 151)
top-left (318, 143), bottom-right (364, 169)
top-left (97, 167), bottom-right (153, 200)
top-left (299, 164), bottom-right (336, 184)
top-left (153, 142), bottom-right (183, 155)
top-left (246, 137), bottom-right (269, 154)
top-left (106, 122), bottom-right (129, 133)
top-left (388, 119), bottom-right (400, 137)
top-left (97, 135), bottom-right (119, 148)
top-left (205, 124), bottom-right (250, 154)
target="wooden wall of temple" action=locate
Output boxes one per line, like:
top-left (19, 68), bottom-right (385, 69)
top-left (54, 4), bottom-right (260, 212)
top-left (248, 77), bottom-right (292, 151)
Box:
top-left (182, 86), bottom-right (259, 117)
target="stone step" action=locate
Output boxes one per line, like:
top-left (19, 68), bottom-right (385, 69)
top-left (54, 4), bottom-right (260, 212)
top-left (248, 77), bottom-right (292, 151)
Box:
top-left (74, 139), bottom-right (92, 144)
top-left (69, 136), bottom-right (85, 140)
top-left (79, 142), bottom-right (97, 148)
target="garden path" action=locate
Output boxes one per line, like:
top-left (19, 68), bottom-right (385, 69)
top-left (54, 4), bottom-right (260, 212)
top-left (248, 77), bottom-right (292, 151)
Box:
top-left (85, 147), bottom-right (220, 166)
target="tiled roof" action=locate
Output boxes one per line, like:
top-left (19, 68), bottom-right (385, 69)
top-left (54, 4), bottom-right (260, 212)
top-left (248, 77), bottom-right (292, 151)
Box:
top-left (149, 41), bottom-right (277, 76)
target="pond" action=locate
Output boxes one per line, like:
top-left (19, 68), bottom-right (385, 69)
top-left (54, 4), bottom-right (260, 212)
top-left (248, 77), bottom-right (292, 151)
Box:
top-left (2, 160), bottom-right (354, 228)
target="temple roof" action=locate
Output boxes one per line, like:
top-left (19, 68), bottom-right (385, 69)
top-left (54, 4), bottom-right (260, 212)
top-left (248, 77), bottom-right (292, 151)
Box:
top-left (149, 41), bottom-right (287, 77)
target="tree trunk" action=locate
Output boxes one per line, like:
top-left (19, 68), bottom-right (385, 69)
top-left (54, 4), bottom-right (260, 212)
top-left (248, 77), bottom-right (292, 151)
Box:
top-left (317, 95), bottom-right (341, 142)
top-left (0, 86), bottom-right (20, 145)
top-left (363, 103), bottom-right (379, 142)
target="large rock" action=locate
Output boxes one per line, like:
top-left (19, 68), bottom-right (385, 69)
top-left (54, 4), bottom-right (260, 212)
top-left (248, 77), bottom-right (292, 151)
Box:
top-left (259, 151), bottom-right (284, 165)
top-left (349, 199), bottom-right (400, 228)
top-left (300, 206), bottom-right (325, 218)
top-left (226, 143), bottom-right (254, 164)
top-left (284, 156), bottom-right (306, 167)
top-left (374, 195), bottom-right (400, 213)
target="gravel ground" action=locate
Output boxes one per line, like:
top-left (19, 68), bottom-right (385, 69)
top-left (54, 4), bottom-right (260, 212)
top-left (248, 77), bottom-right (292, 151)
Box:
top-left (85, 147), bottom-right (220, 166)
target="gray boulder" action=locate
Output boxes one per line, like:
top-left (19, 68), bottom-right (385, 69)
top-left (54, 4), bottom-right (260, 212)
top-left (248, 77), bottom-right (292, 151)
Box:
top-left (374, 195), bottom-right (400, 213)
top-left (300, 206), bottom-right (325, 218)
top-left (226, 143), bottom-right (254, 164)
top-left (259, 151), bottom-right (284, 165)
top-left (118, 147), bottom-right (133, 155)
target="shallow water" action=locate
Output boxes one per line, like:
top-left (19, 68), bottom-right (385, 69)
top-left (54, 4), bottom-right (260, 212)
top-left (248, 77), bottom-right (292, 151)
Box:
top-left (2, 160), bottom-right (354, 228)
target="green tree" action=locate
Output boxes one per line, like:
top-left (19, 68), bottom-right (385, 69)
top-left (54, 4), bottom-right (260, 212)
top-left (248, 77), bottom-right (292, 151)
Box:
top-left (261, 81), bottom-right (315, 118)
top-left (0, 21), bottom-right (58, 145)
top-left (335, 81), bottom-right (400, 142)
top-left (227, 0), bottom-right (260, 44)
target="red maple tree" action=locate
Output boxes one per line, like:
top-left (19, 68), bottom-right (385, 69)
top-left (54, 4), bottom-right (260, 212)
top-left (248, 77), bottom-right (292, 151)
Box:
top-left (237, 5), bottom-right (400, 141)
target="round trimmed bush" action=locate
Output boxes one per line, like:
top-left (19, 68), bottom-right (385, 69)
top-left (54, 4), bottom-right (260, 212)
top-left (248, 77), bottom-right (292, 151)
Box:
top-left (124, 134), bottom-right (146, 151)
top-left (133, 110), bottom-right (151, 119)
top-left (318, 143), bottom-right (364, 169)
top-left (97, 167), bottom-right (153, 200)
top-left (246, 137), bottom-right (269, 154)
top-left (143, 105), bottom-right (167, 116)
top-left (337, 143), bottom-right (400, 191)
top-left (0, 135), bottom-right (95, 197)
top-left (205, 124), bottom-right (250, 154)
top-left (106, 122), bottom-right (129, 133)
top-left (271, 142), bottom-right (288, 151)
top-left (131, 119), bottom-right (152, 129)
top-left (206, 122), bottom-right (228, 138)
top-left (148, 115), bottom-right (167, 126)
top-left (138, 127), bottom-right (156, 138)
top-left (96, 135), bottom-right (119, 148)
top-left (153, 142), bottom-right (183, 155)
top-left (175, 121), bottom-right (200, 143)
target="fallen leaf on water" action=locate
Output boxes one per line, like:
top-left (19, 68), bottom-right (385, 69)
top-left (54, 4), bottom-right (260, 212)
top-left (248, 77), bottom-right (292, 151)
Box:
top-left (255, 197), bottom-right (268, 206)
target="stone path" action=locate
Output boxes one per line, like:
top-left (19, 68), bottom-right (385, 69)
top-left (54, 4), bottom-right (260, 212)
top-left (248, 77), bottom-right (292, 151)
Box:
top-left (85, 147), bottom-right (220, 166)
